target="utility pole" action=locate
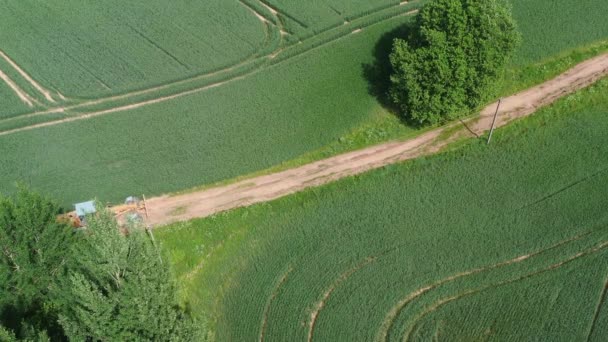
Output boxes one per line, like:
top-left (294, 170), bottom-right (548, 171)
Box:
top-left (487, 98), bottom-right (502, 144)
top-left (141, 194), bottom-right (162, 264)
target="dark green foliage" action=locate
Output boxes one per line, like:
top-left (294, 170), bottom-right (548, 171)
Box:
top-left (59, 210), bottom-right (203, 341)
top-left (0, 190), bottom-right (204, 340)
top-left (0, 188), bottom-right (73, 340)
top-left (0, 325), bottom-right (16, 342)
top-left (390, 0), bottom-right (520, 125)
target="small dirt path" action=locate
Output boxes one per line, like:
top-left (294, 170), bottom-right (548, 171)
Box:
top-left (0, 50), bottom-right (57, 103)
top-left (145, 53), bottom-right (608, 227)
top-left (0, 68), bottom-right (37, 107)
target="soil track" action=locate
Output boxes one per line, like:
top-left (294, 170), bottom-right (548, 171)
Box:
top-left (0, 68), bottom-right (37, 107)
top-left (0, 50), bottom-right (58, 103)
top-left (145, 53), bottom-right (608, 227)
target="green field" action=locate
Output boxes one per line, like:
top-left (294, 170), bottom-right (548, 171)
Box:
top-left (0, 82), bottom-right (30, 119)
top-left (510, 0), bottom-right (608, 65)
top-left (262, 0), bottom-right (402, 38)
top-left (157, 78), bottom-right (608, 341)
top-left (0, 0), bottom-right (266, 97)
top-left (1, 0), bottom-right (608, 207)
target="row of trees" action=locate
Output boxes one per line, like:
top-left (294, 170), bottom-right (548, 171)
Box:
top-left (0, 188), bottom-right (203, 341)
top-left (389, 0), bottom-right (520, 125)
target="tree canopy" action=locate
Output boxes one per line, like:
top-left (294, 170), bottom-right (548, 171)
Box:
top-left (0, 188), bottom-right (203, 341)
top-left (58, 210), bottom-right (202, 341)
top-left (389, 0), bottom-right (520, 125)
top-left (0, 188), bottom-right (72, 340)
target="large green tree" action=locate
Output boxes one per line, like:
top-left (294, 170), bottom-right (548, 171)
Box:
top-left (0, 188), bottom-right (73, 340)
top-left (389, 0), bottom-right (520, 125)
top-left (58, 210), bottom-right (203, 341)
top-left (1, 189), bottom-right (204, 341)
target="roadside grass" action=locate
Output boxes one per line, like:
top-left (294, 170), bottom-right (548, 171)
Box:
top-left (157, 78), bottom-right (608, 340)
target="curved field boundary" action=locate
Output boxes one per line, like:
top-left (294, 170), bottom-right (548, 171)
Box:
top-left (375, 231), bottom-right (594, 341)
top-left (401, 241), bottom-right (608, 341)
top-left (141, 52), bottom-right (608, 228)
top-left (0, 1), bottom-right (423, 136)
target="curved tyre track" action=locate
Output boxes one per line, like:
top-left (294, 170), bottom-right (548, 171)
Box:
top-left (307, 257), bottom-right (376, 342)
top-left (401, 241), bottom-right (608, 342)
top-left (0, 1), bottom-right (422, 135)
top-left (144, 53), bottom-right (608, 227)
top-left (587, 271), bottom-right (608, 341)
top-left (259, 266), bottom-right (293, 342)
top-left (375, 231), bottom-right (593, 341)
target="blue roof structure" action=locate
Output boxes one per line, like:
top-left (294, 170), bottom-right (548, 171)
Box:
top-left (75, 200), bottom-right (96, 217)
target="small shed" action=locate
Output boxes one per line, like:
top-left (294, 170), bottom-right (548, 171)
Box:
top-left (75, 200), bottom-right (96, 221)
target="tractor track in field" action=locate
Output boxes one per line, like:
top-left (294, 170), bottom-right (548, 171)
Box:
top-left (586, 271), bottom-right (608, 341)
top-left (0, 68), bottom-right (38, 107)
top-left (401, 241), bottom-right (608, 342)
top-left (259, 266), bottom-right (293, 342)
top-left (374, 231), bottom-right (594, 341)
top-left (307, 257), bottom-right (376, 342)
top-left (0, 50), bottom-right (60, 103)
top-left (143, 52), bottom-right (608, 227)
top-left (0, 1), bottom-right (422, 137)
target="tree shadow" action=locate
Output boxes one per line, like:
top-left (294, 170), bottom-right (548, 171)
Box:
top-left (362, 21), bottom-right (420, 127)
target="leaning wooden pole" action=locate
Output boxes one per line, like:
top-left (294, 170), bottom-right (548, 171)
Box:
top-left (487, 98), bottom-right (502, 144)
top-left (142, 194), bottom-right (162, 263)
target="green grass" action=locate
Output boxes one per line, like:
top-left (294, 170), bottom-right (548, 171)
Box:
top-left (1, 1), bottom-right (608, 208)
top-left (157, 78), bottom-right (608, 341)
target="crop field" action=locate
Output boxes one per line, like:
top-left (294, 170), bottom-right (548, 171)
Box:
top-left (510, 0), bottom-right (608, 64)
top-left (0, 1), bottom-right (424, 207)
top-left (260, 0), bottom-right (405, 38)
top-left (0, 81), bottom-right (29, 119)
top-left (1, 0), bottom-right (608, 208)
top-left (157, 79), bottom-right (608, 341)
top-left (0, 0), bottom-right (267, 97)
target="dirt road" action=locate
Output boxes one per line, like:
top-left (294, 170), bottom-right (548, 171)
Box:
top-left (145, 53), bottom-right (608, 227)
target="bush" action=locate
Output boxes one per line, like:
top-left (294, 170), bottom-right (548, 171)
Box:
top-left (389, 0), bottom-right (520, 125)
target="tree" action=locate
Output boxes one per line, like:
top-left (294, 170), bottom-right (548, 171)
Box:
top-left (0, 188), bottom-right (73, 340)
top-left (389, 0), bottom-right (520, 125)
top-left (58, 209), bottom-right (203, 341)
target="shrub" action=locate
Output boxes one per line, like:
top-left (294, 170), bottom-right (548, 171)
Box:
top-left (389, 0), bottom-right (520, 125)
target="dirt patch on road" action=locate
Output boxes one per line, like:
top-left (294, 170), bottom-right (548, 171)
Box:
top-left (144, 53), bottom-right (608, 227)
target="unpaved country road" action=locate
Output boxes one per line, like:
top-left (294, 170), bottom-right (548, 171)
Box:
top-left (145, 53), bottom-right (608, 227)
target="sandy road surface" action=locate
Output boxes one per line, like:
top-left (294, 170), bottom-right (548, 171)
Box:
top-left (145, 53), bottom-right (608, 227)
